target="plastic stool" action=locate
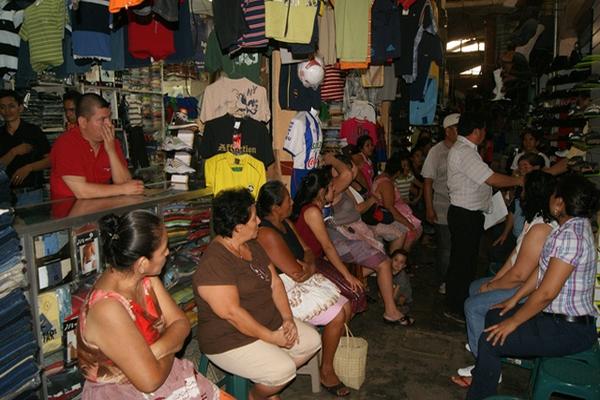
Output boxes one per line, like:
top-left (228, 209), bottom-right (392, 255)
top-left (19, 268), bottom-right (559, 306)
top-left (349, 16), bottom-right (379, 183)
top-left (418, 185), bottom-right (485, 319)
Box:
top-left (296, 350), bottom-right (322, 393)
top-left (562, 343), bottom-right (600, 369)
top-left (198, 353), bottom-right (249, 400)
top-left (531, 358), bottom-right (600, 399)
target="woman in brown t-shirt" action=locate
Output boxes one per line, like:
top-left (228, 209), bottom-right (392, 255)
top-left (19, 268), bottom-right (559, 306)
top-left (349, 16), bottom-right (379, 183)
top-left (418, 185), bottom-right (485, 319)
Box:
top-left (194, 188), bottom-right (321, 400)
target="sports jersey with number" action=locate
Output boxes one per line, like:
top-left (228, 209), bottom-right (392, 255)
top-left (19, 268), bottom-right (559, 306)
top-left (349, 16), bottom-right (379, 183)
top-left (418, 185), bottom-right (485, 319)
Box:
top-left (284, 110), bottom-right (323, 196)
top-left (204, 152), bottom-right (266, 198)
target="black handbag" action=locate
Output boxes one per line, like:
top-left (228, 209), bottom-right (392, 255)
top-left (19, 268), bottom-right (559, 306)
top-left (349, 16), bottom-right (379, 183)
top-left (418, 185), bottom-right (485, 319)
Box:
top-left (361, 203), bottom-right (394, 225)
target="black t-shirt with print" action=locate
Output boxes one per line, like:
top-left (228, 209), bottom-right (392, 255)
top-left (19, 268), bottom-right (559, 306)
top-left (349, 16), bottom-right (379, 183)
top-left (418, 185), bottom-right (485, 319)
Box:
top-left (200, 114), bottom-right (274, 166)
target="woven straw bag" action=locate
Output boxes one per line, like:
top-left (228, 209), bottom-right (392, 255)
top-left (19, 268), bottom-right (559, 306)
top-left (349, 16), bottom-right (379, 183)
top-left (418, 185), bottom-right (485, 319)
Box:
top-left (333, 324), bottom-right (368, 390)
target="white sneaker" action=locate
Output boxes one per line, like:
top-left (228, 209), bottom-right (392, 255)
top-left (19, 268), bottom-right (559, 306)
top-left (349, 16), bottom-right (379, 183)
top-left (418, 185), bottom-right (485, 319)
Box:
top-left (457, 365), bottom-right (475, 377)
top-left (438, 282), bottom-right (446, 295)
top-left (465, 343), bottom-right (471, 353)
top-left (164, 158), bottom-right (195, 174)
top-left (457, 365), bottom-right (502, 383)
top-left (162, 136), bottom-right (192, 151)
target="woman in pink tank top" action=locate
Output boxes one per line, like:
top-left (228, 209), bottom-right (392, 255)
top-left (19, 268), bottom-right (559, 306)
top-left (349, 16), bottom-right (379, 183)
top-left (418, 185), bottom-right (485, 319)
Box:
top-left (77, 210), bottom-right (229, 400)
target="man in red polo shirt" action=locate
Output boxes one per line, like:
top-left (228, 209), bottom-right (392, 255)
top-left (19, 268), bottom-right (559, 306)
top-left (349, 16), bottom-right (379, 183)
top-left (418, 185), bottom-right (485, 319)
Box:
top-left (50, 93), bottom-right (144, 200)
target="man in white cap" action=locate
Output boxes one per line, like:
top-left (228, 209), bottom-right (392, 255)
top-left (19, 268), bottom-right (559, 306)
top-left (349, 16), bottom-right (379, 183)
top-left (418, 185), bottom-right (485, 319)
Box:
top-left (422, 113), bottom-right (459, 296)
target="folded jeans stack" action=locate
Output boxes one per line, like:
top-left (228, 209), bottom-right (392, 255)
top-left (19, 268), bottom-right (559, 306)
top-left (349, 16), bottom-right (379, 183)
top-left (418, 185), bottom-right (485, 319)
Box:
top-left (0, 289), bottom-right (40, 399)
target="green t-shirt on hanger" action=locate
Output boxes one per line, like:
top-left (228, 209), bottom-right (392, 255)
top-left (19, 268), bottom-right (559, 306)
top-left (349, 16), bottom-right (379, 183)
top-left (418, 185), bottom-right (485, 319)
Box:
top-left (205, 31), bottom-right (261, 84)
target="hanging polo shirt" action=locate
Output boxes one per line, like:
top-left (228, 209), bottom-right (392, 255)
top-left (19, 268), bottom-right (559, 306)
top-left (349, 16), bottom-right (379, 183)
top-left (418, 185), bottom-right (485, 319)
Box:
top-left (204, 152), bottom-right (266, 198)
top-left (50, 126), bottom-right (128, 200)
top-left (284, 110), bottom-right (323, 197)
top-left (71, 0), bottom-right (111, 61)
top-left (0, 9), bottom-right (24, 80)
top-left (19, 0), bottom-right (68, 72)
top-left (0, 120), bottom-right (49, 189)
top-left (200, 114), bottom-right (274, 166)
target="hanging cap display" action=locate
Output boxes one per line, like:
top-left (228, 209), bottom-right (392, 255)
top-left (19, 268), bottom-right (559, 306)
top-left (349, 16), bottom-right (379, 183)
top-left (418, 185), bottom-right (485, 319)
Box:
top-left (443, 113), bottom-right (461, 129)
top-left (297, 57), bottom-right (325, 90)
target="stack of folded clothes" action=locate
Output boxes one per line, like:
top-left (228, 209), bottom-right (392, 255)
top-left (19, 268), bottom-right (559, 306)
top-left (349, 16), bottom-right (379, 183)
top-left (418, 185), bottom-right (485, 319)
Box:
top-left (161, 200), bottom-right (212, 326)
top-left (0, 209), bottom-right (41, 399)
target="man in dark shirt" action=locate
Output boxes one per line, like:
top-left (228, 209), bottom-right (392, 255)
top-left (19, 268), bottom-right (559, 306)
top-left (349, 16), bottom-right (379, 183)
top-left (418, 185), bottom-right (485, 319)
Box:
top-left (0, 90), bottom-right (50, 205)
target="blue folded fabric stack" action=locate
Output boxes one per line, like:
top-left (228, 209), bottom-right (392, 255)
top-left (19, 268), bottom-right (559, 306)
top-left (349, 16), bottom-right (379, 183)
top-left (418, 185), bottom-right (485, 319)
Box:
top-left (0, 165), bottom-right (12, 207)
top-left (0, 208), bottom-right (41, 399)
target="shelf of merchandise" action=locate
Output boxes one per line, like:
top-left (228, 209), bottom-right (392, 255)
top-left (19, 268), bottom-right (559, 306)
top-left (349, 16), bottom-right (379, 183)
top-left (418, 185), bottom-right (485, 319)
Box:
top-left (14, 187), bottom-right (212, 399)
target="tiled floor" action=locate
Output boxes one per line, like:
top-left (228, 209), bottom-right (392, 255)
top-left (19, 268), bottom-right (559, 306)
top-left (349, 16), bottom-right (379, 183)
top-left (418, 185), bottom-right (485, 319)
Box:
top-left (183, 241), bottom-right (533, 399)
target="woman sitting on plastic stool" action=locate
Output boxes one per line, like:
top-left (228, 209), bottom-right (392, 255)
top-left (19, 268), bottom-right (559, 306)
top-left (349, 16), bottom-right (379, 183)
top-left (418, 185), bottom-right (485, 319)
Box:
top-left (466, 175), bottom-right (599, 399)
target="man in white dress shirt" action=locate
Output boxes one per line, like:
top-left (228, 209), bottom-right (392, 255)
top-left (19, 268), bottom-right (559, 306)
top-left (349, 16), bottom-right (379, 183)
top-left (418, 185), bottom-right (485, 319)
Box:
top-left (444, 113), bottom-right (523, 323)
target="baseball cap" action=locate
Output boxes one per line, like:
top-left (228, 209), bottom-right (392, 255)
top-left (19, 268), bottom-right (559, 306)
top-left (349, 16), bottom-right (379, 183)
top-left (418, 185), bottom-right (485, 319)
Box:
top-left (443, 113), bottom-right (460, 129)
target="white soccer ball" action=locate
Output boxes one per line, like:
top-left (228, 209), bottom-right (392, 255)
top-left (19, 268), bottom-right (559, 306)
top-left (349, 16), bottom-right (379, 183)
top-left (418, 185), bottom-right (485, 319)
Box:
top-left (298, 57), bottom-right (325, 90)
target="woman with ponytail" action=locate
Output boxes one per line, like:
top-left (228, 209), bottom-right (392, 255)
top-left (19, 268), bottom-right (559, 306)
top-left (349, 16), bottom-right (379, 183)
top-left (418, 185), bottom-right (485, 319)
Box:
top-left (77, 210), bottom-right (229, 399)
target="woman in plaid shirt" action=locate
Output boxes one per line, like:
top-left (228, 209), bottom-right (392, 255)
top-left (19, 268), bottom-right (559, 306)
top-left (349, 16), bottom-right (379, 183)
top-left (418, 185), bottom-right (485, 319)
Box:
top-left (467, 174), bottom-right (599, 400)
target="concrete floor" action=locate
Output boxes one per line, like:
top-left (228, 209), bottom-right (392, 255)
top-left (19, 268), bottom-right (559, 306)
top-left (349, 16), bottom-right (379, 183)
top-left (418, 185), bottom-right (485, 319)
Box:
top-left (183, 240), bottom-right (534, 399)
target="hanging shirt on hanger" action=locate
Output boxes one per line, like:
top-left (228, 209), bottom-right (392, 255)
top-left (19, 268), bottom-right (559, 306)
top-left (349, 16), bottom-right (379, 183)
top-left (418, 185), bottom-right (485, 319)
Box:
top-left (409, 29), bottom-right (442, 101)
top-left (335, 0), bottom-right (370, 64)
top-left (264, 0), bottom-right (318, 44)
top-left (340, 117), bottom-right (378, 148)
top-left (205, 31), bottom-right (262, 84)
top-left (165, 0), bottom-right (195, 63)
top-left (204, 152), bottom-right (266, 198)
top-left (201, 114), bottom-right (275, 166)
top-left (284, 109), bottom-right (323, 197)
top-left (127, 13), bottom-right (175, 60)
top-left (237, 0), bottom-right (268, 50)
top-left (212, 0), bottom-right (247, 52)
top-left (200, 76), bottom-right (271, 123)
top-left (0, 9), bottom-right (24, 79)
top-left (370, 0), bottom-right (402, 64)
top-left (317, 4), bottom-right (336, 65)
top-left (395, 0), bottom-right (426, 81)
top-left (320, 65), bottom-right (345, 102)
top-left (409, 61), bottom-right (438, 126)
top-left (71, 0), bottom-right (111, 61)
top-left (19, 0), bottom-right (69, 72)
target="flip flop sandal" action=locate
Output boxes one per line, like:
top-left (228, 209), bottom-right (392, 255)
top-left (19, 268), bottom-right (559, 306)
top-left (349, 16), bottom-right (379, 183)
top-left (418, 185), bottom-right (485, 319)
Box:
top-left (450, 375), bottom-right (472, 388)
top-left (321, 382), bottom-right (351, 397)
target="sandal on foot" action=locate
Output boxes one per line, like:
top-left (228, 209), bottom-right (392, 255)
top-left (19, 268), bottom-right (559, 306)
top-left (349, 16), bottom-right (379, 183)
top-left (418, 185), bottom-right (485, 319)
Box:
top-left (383, 314), bottom-right (415, 326)
top-left (450, 375), bottom-right (472, 388)
top-left (321, 382), bottom-right (350, 397)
